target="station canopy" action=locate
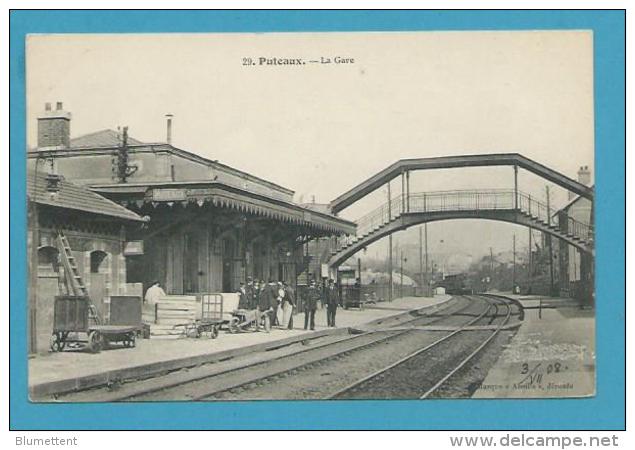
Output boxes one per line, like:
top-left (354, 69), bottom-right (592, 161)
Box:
top-left (91, 180), bottom-right (356, 235)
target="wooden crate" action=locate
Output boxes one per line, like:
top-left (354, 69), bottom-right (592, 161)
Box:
top-left (149, 295), bottom-right (197, 338)
top-left (53, 296), bottom-right (89, 332)
top-left (109, 296), bottom-right (142, 327)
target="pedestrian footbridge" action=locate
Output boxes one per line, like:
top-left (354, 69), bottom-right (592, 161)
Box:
top-left (328, 191), bottom-right (594, 269)
top-left (327, 154), bottom-right (594, 268)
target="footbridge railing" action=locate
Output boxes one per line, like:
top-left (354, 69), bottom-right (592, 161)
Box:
top-left (339, 189), bottom-right (593, 248)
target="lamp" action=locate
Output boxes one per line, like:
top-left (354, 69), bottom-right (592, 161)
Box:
top-left (45, 173), bottom-right (62, 194)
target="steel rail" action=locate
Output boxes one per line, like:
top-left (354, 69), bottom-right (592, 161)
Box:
top-left (189, 297), bottom-right (479, 401)
top-left (67, 298), bottom-right (468, 402)
top-left (325, 295), bottom-right (496, 399)
top-left (419, 295), bottom-right (513, 399)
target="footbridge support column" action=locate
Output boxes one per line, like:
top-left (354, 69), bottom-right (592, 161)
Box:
top-left (514, 164), bottom-right (519, 210)
top-left (401, 171), bottom-right (406, 213)
top-left (406, 170), bottom-right (411, 212)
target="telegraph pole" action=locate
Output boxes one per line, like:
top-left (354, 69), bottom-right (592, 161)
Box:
top-left (489, 246), bottom-right (494, 290)
top-left (528, 228), bottom-right (533, 293)
top-left (116, 126), bottom-right (138, 183)
top-left (387, 181), bottom-right (393, 302)
top-left (400, 249), bottom-right (404, 298)
top-left (419, 227), bottom-right (423, 296)
top-left (357, 257), bottom-right (362, 304)
top-left (512, 234), bottom-right (516, 292)
top-left (425, 223), bottom-right (429, 296)
top-left (546, 185), bottom-right (554, 296)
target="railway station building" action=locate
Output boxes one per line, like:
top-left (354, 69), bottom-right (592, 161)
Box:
top-left (28, 104), bottom-right (355, 302)
top-left (27, 169), bottom-right (147, 353)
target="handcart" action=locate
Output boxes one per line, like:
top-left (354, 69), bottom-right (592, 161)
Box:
top-left (186, 293), bottom-right (242, 338)
top-left (50, 295), bottom-right (141, 353)
top-left (190, 293), bottom-right (225, 338)
top-left (227, 308), bottom-right (268, 333)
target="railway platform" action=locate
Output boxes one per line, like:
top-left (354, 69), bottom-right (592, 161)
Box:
top-left (473, 294), bottom-right (595, 398)
top-left (29, 294), bottom-right (451, 398)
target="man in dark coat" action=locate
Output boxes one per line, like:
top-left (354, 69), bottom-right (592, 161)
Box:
top-left (237, 282), bottom-right (248, 308)
top-left (304, 280), bottom-right (319, 330)
top-left (282, 281), bottom-right (295, 330)
top-left (269, 280), bottom-right (281, 327)
top-left (258, 279), bottom-right (277, 332)
top-left (246, 277), bottom-right (255, 310)
top-left (326, 279), bottom-right (339, 327)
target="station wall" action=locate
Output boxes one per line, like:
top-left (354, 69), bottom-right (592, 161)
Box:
top-left (28, 222), bottom-right (129, 354)
top-left (126, 218), bottom-right (303, 298)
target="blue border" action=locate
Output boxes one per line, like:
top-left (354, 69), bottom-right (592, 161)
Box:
top-left (9, 10), bottom-right (625, 430)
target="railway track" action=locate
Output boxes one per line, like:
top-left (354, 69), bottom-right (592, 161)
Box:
top-left (134, 296), bottom-right (484, 401)
top-left (56, 294), bottom-right (520, 401)
top-left (329, 294), bottom-right (516, 399)
top-left (55, 296), bottom-right (470, 402)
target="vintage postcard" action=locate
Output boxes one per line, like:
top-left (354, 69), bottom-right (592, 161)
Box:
top-left (25, 30), bottom-right (595, 402)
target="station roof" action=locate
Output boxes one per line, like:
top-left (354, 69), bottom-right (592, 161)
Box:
top-left (31, 128), bottom-right (295, 197)
top-left (90, 180), bottom-right (355, 235)
top-left (69, 129), bottom-right (145, 148)
top-left (27, 170), bottom-right (146, 223)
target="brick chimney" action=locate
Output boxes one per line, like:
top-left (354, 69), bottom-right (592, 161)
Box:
top-left (165, 113), bottom-right (173, 145)
top-left (37, 102), bottom-right (71, 149)
top-left (569, 165), bottom-right (592, 200)
top-left (577, 165), bottom-right (591, 186)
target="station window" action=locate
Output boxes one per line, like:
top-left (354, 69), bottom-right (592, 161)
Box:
top-left (90, 250), bottom-right (108, 274)
top-left (38, 246), bottom-right (60, 275)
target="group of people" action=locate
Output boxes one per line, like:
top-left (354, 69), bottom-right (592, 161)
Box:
top-left (297, 278), bottom-right (340, 330)
top-left (238, 278), bottom-right (296, 332)
top-left (238, 277), bottom-right (341, 332)
top-left (145, 276), bottom-right (341, 334)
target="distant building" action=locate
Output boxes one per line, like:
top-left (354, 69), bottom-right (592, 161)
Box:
top-left (556, 166), bottom-right (594, 305)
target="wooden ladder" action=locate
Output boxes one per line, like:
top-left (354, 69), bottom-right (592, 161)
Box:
top-left (56, 231), bottom-right (101, 325)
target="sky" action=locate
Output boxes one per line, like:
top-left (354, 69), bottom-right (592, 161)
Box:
top-left (26, 31), bottom-right (594, 261)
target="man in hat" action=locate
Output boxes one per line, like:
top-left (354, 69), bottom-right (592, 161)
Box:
top-left (276, 281), bottom-right (286, 327)
top-left (246, 277), bottom-right (255, 309)
top-left (326, 279), bottom-right (339, 327)
top-left (258, 279), bottom-right (278, 332)
top-left (267, 279), bottom-right (280, 327)
top-left (304, 280), bottom-right (319, 330)
top-left (237, 282), bottom-right (248, 309)
top-left (281, 281), bottom-right (295, 330)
